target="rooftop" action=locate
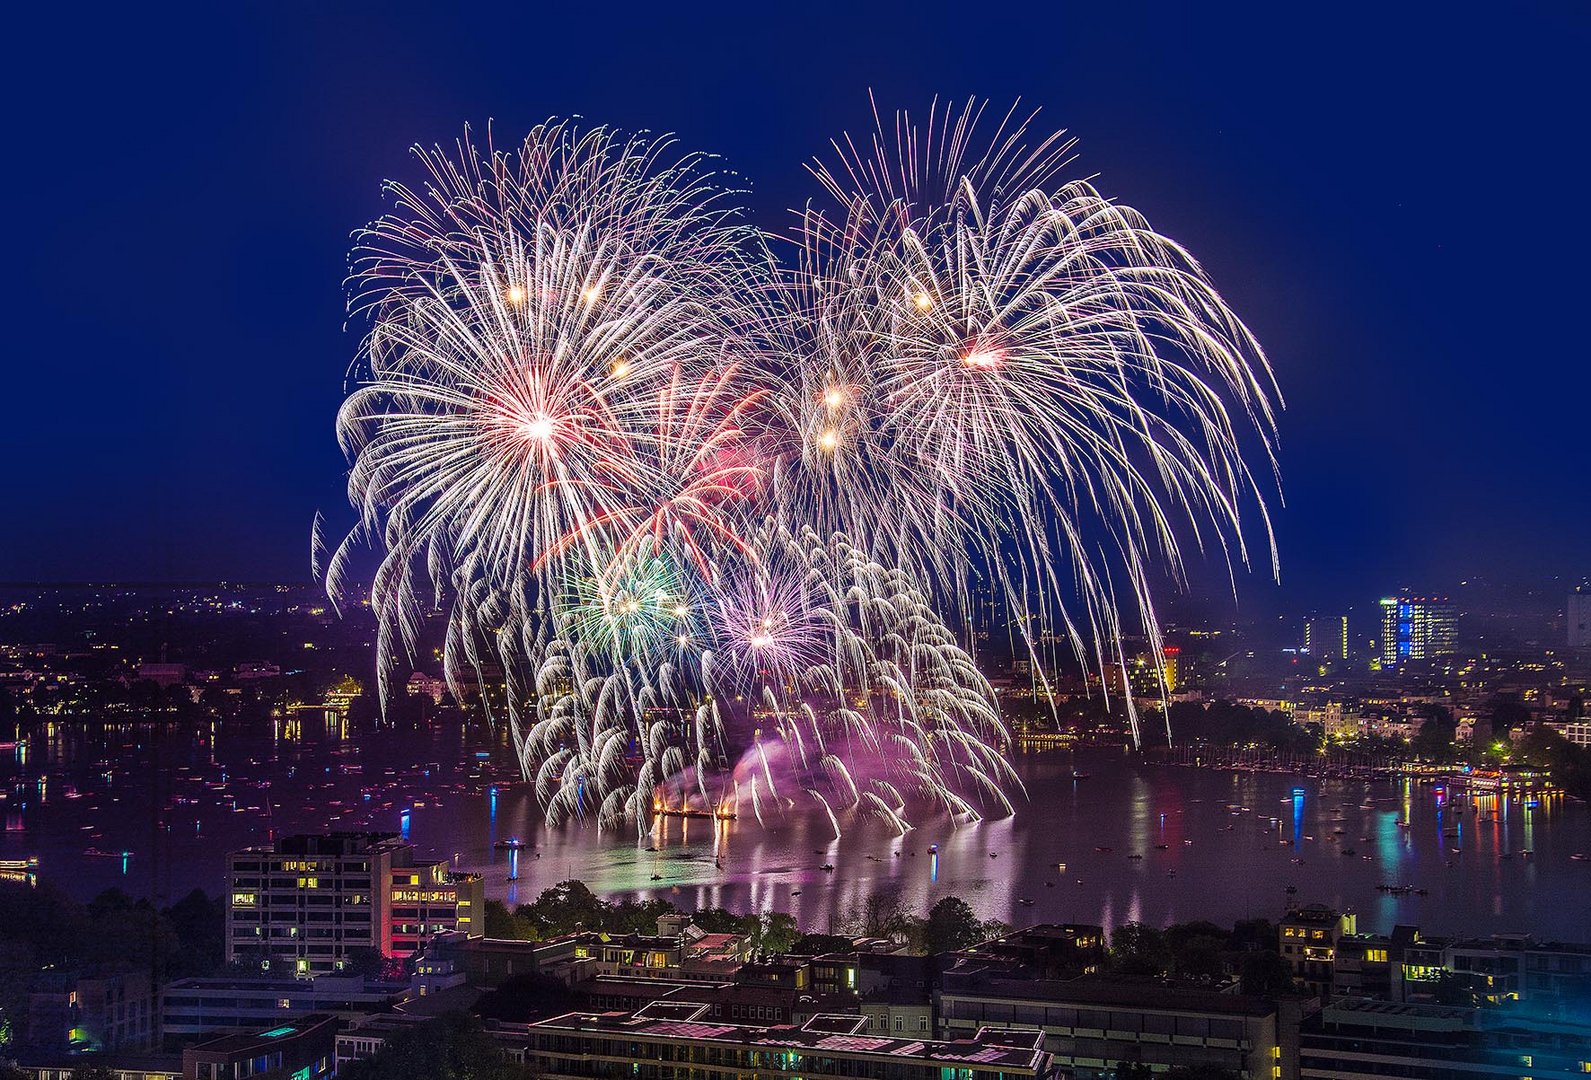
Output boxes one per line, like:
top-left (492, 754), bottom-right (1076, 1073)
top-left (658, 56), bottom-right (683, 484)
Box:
top-left (521, 1010), bottom-right (1047, 1069)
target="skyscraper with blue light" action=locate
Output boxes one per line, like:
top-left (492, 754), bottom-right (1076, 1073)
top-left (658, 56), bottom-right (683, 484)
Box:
top-left (1378, 595), bottom-right (1457, 667)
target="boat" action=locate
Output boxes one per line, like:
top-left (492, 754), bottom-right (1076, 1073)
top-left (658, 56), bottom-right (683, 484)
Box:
top-left (494, 839), bottom-right (523, 850)
top-left (1071, 771), bottom-right (1091, 780)
top-left (1127, 853), bottom-right (1143, 860)
top-left (927, 844), bottom-right (939, 854)
top-left (1017, 898), bottom-right (1035, 906)
top-left (656, 807), bottom-right (737, 821)
top-left (1573, 853), bottom-right (1590, 862)
top-left (821, 863), bottom-right (836, 872)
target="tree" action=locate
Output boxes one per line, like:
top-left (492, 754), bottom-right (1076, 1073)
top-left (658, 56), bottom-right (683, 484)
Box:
top-left (691, 907), bottom-right (747, 934)
top-left (1110, 923), bottom-right (1171, 978)
top-left (860, 885), bottom-right (911, 941)
top-left (164, 888), bottom-right (225, 977)
top-left (1228, 919), bottom-right (1275, 953)
top-left (1239, 950), bottom-right (1294, 997)
top-left (339, 1012), bottom-right (520, 1080)
top-left (748, 912), bottom-right (799, 956)
top-left (1165, 921), bottom-right (1227, 982)
top-left (483, 899), bottom-right (536, 940)
top-left (604, 896), bottom-right (675, 935)
top-left (1411, 717), bottom-right (1458, 761)
top-left (924, 897), bottom-right (984, 955)
top-left (980, 918), bottom-right (1013, 943)
top-left (789, 933), bottom-right (854, 955)
top-left (519, 880), bottom-right (606, 936)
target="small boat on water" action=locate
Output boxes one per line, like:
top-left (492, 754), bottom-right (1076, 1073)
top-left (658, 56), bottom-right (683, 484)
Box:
top-left (1573, 853), bottom-right (1590, 862)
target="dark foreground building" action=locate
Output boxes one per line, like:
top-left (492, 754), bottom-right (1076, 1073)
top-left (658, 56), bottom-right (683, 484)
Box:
top-left (508, 1006), bottom-right (1056, 1080)
top-left (1300, 998), bottom-right (1591, 1078)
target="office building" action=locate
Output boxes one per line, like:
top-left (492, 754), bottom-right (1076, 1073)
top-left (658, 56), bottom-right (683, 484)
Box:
top-left (160, 975), bottom-right (401, 1038)
top-left (1571, 586), bottom-right (1590, 649)
top-left (388, 860), bottom-right (484, 960)
top-left (182, 1014), bottom-right (338, 1080)
top-left (1303, 615), bottom-right (1349, 661)
top-left (22, 971), bottom-right (156, 1055)
top-left (225, 833), bottom-right (482, 977)
top-left (1300, 998), bottom-right (1591, 1079)
top-left (936, 967), bottom-right (1291, 1080)
top-left (1379, 596), bottom-right (1458, 667)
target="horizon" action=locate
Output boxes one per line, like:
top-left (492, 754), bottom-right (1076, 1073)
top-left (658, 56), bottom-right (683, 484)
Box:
top-left (4, 5), bottom-right (1588, 608)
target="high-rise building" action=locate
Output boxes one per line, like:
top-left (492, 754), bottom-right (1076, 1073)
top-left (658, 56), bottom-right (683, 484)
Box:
top-left (388, 860), bottom-right (484, 960)
top-left (1302, 616), bottom-right (1349, 661)
top-left (226, 833), bottom-right (483, 977)
top-left (1378, 596), bottom-right (1457, 667)
top-left (1570, 586), bottom-right (1590, 649)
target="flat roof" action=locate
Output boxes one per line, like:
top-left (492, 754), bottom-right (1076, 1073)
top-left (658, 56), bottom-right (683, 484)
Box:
top-left (522, 1011), bottom-right (1045, 1069)
top-left (188, 1014), bottom-right (337, 1056)
top-left (942, 974), bottom-right (1276, 1018)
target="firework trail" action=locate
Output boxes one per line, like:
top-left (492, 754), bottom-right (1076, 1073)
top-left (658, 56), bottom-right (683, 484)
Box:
top-left (325, 104), bottom-right (1279, 834)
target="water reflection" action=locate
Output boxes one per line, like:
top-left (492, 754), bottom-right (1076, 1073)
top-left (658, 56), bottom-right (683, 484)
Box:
top-left (3, 716), bottom-right (1588, 939)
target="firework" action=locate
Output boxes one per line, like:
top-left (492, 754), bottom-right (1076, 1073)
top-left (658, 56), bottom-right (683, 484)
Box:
top-left (326, 104), bottom-right (1279, 834)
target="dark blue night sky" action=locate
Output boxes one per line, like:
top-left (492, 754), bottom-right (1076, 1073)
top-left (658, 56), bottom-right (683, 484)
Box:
top-left (5, 3), bottom-right (1586, 611)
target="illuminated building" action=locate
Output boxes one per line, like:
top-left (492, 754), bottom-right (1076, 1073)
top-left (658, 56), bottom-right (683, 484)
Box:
top-left (1571, 585), bottom-right (1590, 649)
top-left (226, 834), bottom-right (405, 976)
top-left (388, 862), bottom-right (483, 960)
top-left (22, 971), bottom-right (155, 1056)
top-left (181, 1014), bottom-right (338, 1080)
top-left (226, 832), bottom-right (482, 977)
top-left (1302, 615), bottom-right (1348, 661)
top-left (1162, 646), bottom-right (1181, 692)
top-left (1300, 998), bottom-right (1591, 1079)
top-left (1378, 596), bottom-right (1457, 667)
top-left (1280, 905), bottom-right (1357, 1000)
top-left (0, 856), bottom-right (39, 886)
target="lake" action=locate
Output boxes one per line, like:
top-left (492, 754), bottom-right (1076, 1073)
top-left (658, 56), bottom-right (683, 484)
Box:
top-left (5, 715), bottom-right (1588, 939)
